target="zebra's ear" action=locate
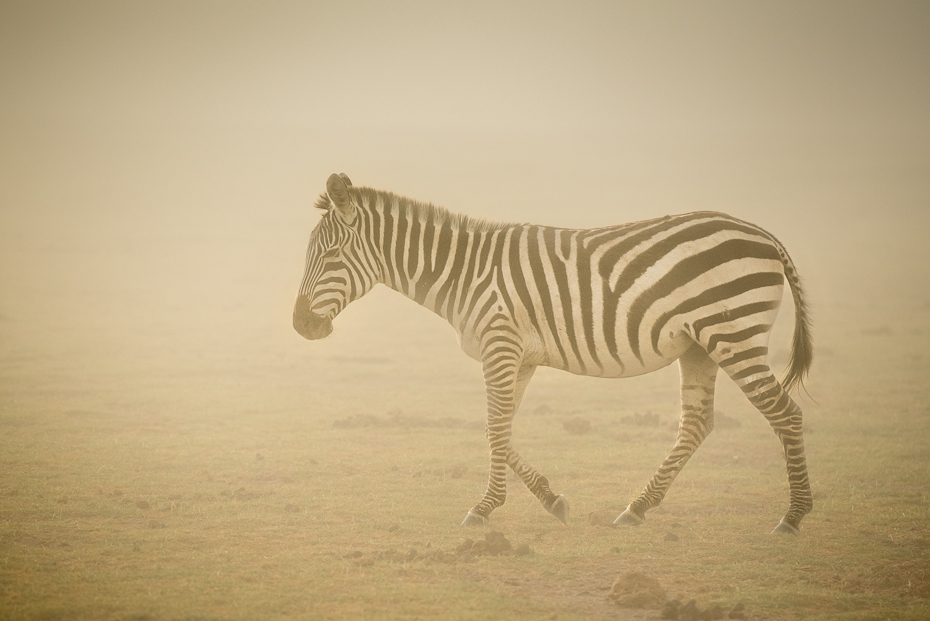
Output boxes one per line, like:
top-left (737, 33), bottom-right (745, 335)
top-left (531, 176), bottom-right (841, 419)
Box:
top-left (326, 173), bottom-right (356, 223)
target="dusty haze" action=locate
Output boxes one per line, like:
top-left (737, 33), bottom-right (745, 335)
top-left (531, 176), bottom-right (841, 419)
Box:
top-left (2, 1), bottom-right (928, 409)
top-left (2, 3), bottom-right (930, 617)
top-left (1, 0), bottom-right (929, 530)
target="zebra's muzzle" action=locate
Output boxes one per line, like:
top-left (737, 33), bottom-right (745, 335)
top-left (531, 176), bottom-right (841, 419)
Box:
top-left (293, 304), bottom-right (333, 340)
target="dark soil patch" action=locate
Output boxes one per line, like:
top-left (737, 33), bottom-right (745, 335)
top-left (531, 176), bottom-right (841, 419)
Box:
top-left (620, 412), bottom-right (661, 427)
top-left (563, 417), bottom-right (592, 435)
top-left (456, 531), bottom-right (533, 558)
top-left (607, 571), bottom-right (666, 609)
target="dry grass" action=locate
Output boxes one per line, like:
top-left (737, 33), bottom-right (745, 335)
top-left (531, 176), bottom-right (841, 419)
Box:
top-left (2, 335), bottom-right (928, 621)
top-left (2, 209), bottom-right (929, 620)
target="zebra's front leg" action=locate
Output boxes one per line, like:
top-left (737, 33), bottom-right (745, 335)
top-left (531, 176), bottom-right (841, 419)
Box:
top-left (615, 345), bottom-right (718, 526)
top-left (461, 392), bottom-right (515, 525)
top-left (505, 365), bottom-right (569, 523)
top-left (463, 361), bottom-right (542, 526)
top-left (507, 447), bottom-right (569, 524)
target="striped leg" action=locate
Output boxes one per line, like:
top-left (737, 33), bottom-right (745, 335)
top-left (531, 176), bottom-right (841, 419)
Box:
top-left (507, 448), bottom-right (569, 524)
top-left (504, 366), bottom-right (569, 523)
top-left (615, 345), bottom-right (718, 526)
top-left (461, 355), bottom-right (524, 526)
top-left (463, 359), bottom-right (568, 525)
top-left (717, 348), bottom-right (813, 534)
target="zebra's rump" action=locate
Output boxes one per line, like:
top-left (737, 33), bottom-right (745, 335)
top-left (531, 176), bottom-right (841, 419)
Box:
top-left (496, 212), bottom-right (788, 378)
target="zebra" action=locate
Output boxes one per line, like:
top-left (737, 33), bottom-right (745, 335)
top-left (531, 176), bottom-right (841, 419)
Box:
top-left (294, 173), bottom-right (814, 534)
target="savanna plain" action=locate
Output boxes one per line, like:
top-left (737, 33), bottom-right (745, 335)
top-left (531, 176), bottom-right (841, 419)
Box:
top-left (1, 188), bottom-right (928, 621)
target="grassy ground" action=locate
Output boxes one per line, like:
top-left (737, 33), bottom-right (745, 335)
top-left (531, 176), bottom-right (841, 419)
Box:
top-left (2, 198), bottom-right (929, 620)
top-left (2, 283), bottom-right (928, 620)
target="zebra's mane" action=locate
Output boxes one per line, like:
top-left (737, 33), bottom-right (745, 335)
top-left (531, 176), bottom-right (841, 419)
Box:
top-left (350, 186), bottom-right (515, 233)
top-left (313, 193), bottom-right (332, 211)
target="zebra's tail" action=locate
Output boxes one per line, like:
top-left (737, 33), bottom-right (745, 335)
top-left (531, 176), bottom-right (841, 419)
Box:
top-left (777, 243), bottom-right (813, 394)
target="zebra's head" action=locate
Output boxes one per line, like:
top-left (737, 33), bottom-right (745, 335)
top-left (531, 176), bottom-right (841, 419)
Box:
top-left (293, 173), bottom-right (380, 340)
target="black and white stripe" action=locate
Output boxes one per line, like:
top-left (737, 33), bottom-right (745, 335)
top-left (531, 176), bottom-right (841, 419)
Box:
top-left (294, 173), bottom-right (813, 534)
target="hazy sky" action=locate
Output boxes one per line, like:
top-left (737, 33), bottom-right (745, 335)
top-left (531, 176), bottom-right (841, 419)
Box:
top-left (1, 1), bottom-right (927, 222)
top-left (1, 1), bottom-right (928, 384)
top-left (3, 1), bottom-right (928, 134)
top-left (2, 1), bottom-right (928, 204)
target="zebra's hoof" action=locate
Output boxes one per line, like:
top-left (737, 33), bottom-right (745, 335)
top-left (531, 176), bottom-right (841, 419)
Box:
top-left (771, 519), bottom-right (800, 535)
top-left (546, 495), bottom-right (570, 525)
top-left (461, 510), bottom-right (488, 527)
top-left (613, 507), bottom-right (644, 527)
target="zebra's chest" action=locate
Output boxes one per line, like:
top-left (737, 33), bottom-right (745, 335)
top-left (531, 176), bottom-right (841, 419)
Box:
top-left (453, 320), bottom-right (549, 367)
top-left (455, 329), bottom-right (483, 362)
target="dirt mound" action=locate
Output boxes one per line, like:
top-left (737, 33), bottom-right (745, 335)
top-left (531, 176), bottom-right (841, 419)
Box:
top-left (456, 531), bottom-right (533, 557)
top-left (607, 571), bottom-right (666, 608)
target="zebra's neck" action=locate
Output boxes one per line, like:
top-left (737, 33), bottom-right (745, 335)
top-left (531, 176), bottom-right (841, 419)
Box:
top-left (358, 186), bottom-right (511, 324)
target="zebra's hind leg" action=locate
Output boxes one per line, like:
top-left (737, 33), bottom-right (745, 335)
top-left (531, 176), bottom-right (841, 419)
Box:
top-left (615, 345), bottom-right (718, 527)
top-left (716, 350), bottom-right (813, 534)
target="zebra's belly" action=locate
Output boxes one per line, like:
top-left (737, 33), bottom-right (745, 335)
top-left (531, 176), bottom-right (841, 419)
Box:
top-left (454, 316), bottom-right (695, 379)
top-left (526, 327), bottom-right (695, 379)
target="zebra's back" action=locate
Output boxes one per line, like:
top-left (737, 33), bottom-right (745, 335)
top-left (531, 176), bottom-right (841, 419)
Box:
top-left (492, 211), bottom-right (788, 378)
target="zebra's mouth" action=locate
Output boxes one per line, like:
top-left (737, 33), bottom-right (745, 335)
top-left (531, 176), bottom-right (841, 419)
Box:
top-left (293, 308), bottom-right (333, 340)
